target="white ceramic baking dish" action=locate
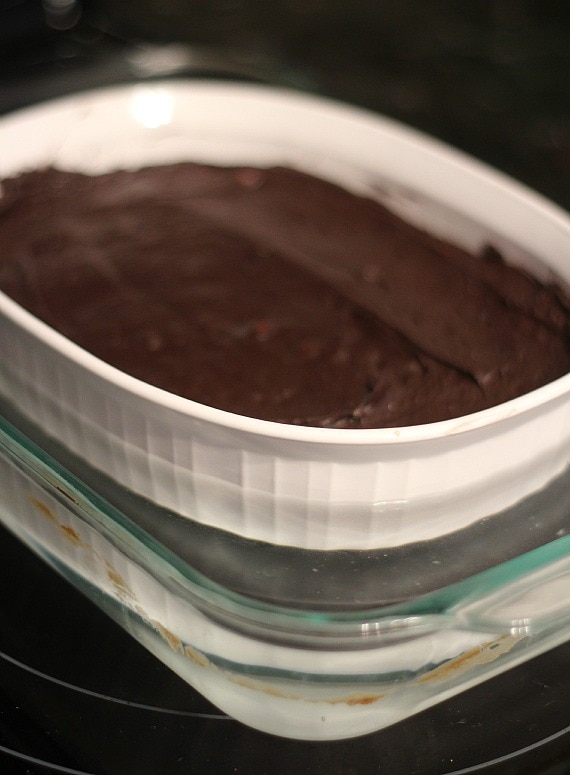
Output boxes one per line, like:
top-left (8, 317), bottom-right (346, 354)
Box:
top-left (0, 81), bottom-right (569, 550)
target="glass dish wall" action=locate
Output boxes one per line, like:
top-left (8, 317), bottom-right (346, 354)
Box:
top-left (0, 403), bottom-right (568, 740)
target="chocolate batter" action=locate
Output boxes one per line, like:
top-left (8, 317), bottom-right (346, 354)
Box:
top-left (1, 163), bottom-right (569, 427)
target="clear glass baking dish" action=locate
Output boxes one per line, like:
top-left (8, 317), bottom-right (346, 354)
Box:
top-left (0, 398), bottom-right (568, 742)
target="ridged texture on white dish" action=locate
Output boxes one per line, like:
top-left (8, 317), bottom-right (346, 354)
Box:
top-left (1, 82), bottom-right (569, 549)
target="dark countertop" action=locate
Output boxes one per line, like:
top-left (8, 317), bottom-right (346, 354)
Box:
top-left (1, 0), bottom-right (568, 209)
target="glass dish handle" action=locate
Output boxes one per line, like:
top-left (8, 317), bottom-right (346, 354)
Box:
top-left (451, 546), bottom-right (570, 636)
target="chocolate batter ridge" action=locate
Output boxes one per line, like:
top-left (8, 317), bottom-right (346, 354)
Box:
top-left (0, 164), bottom-right (569, 428)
